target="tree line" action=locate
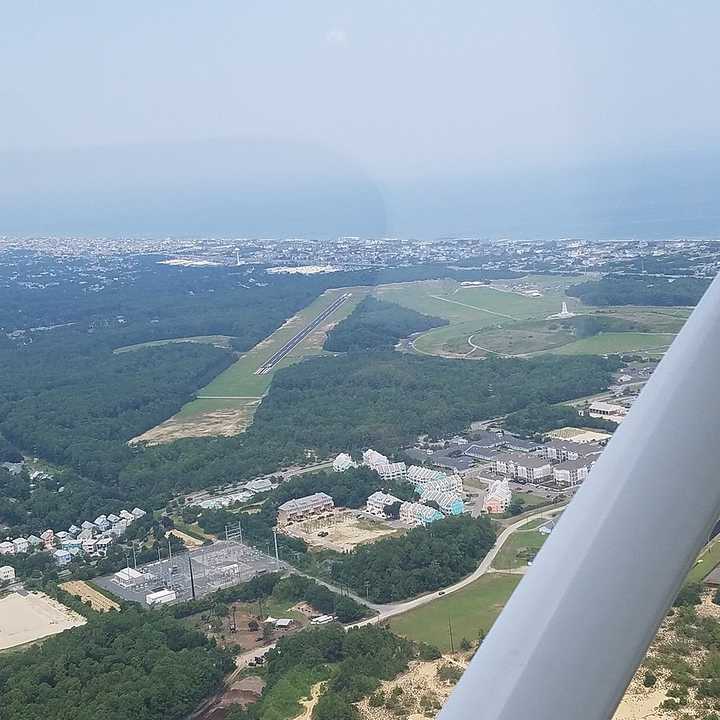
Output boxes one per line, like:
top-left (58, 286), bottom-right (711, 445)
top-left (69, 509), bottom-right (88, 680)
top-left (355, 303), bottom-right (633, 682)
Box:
top-left (566, 274), bottom-right (710, 307)
top-left (324, 296), bottom-right (447, 352)
top-left (503, 401), bottom-right (618, 438)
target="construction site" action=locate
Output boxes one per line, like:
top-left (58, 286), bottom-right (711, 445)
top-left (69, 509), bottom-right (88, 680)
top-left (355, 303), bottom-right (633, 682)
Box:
top-left (94, 540), bottom-right (281, 607)
top-left (281, 509), bottom-right (400, 552)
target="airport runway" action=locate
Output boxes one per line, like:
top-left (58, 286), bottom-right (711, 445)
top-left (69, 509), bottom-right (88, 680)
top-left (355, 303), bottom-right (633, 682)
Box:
top-left (255, 292), bottom-right (351, 375)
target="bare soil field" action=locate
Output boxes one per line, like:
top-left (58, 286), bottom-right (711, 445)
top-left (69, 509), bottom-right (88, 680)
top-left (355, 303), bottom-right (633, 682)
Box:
top-left (168, 528), bottom-right (205, 547)
top-left (195, 675), bottom-right (265, 720)
top-left (59, 581), bottom-right (120, 612)
top-left (0, 592), bottom-right (86, 650)
top-left (129, 404), bottom-right (256, 445)
top-left (282, 511), bottom-right (399, 552)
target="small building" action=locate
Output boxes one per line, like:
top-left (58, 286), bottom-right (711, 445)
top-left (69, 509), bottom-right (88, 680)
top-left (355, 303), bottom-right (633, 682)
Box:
top-left (40, 529), bottom-right (55, 549)
top-left (82, 538), bottom-right (98, 555)
top-left (587, 401), bottom-right (627, 422)
top-left (119, 509), bottom-right (135, 521)
top-left (131, 508), bottom-right (146, 519)
top-left (80, 521), bottom-right (96, 532)
top-left (0, 565), bottom-right (16, 582)
top-left (107, 513), bottom-right (121, 524)
top-left (114, 567), bottom-right (145, 587)
top-left (0, 541), bottom-right (15, 556)
top-left (366, 491), bottom-right (402, 518)
top-left (12, 537), bottom-right (29, 554)
top-left (146, 588), bottom-right (177, 606)
top-left (53, 549), bottom-right (72, 566)
top-left (399, 501), bottom-right (444, 527)
top-left (77, 528), bottom-right (94, 541)
top-left (96, 537), bottom-right (113, 557)
top-left (482, 479), bottom-right (512, 514)
top-left (68, 524), bottom-right (81, 536)
top-left (245, 478), bottom-right (273, 494)
top-left (363, 448), bottom-right (389, 469)
top-left (95, 516), bottom-right (111, 532)
top-left (277, 492), bottom-right (335, 525)
top-left (375, 461), bottom-right (407, 483)
top-left (110, 519), bottom-right (128, 537)
top-left (333, 453), bottom-right (357, 472)
top-left (27, 534), bottom-right (42, 548)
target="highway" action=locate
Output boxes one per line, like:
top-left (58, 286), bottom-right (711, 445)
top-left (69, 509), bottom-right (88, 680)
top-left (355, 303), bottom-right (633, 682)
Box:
top-left (254, 292), bottom-right (351, 375)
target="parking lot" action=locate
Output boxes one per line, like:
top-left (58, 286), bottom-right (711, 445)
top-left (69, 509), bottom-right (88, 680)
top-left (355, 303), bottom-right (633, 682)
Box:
top-left (95, 541), bottom-right (284, 606)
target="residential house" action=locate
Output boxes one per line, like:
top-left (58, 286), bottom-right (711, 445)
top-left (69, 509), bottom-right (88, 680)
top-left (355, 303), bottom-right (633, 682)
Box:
top-left (0, 565), bottom-right (15, 582)
top-left (419, 488), bottom-right (464, 515)
top-left (40, 529), bottom-right (55, 549)
top-left (53, 549), bottom-right (72, 566)
top-left (399, 501), bottom-right (443, 527)
top-left (366, 491), bottom-right (402, 518)
top-left (333, 453), bottom-right (357, 472)
top-left (0, 541), bottom-right (15, 556)
top-left (12, 537), bottom-right (29, 554)
top-left (362, 448), bottom-right (389, 469)
top-left (482, 479), bottom-right (512, 514)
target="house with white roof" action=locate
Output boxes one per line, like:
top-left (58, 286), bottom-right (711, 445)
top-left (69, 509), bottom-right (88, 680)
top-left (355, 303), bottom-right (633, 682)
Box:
top-left (366, 491), bottom-right (402, 518)
top-left (482, 479), bottom-right (512, 514)
top-left (0, 541), bottom-right (16, 556)
top-left (0, 565), bottom-right (16, 582)
top-left (12, 537), bottom-right (29, 554)
top-left (363, 448), bottom-right (389, 469)
top-left (333, 453), bottom-right (357, 472)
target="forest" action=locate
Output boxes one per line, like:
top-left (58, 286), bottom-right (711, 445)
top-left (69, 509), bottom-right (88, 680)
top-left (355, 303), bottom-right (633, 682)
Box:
top-left (0, 348), bottom-right (620, 535)
top-left (566, 274), bottom-right (710, 307)
top-left (227, 623), bottom-right (426, 720)
top-left (330, 514), bottom-right (496, 603)
top-left (323, 296), bottom-right (447, 352)
top-left (503, 402), bottom-right (618, 437)
top-left (0, 608), bottom-right (234, 720)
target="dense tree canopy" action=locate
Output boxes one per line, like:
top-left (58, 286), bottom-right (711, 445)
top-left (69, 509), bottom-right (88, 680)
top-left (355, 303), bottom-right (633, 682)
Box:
top-left (503, 401), bottom-right (618, 437)
top-left (0, 609), bottom-right (234, 720)
top-left (324, 296), bottom-right (447, 352)
top-left (566, 274), bottom-right (709, 307)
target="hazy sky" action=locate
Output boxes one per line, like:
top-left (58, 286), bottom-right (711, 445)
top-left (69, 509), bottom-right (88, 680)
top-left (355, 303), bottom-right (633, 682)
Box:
top-left (3, 1), bottom-right (720, 238)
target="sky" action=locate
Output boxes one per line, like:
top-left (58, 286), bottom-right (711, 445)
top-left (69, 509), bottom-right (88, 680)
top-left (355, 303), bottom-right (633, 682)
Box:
top-left (2, 1), bottom-right (720, 238)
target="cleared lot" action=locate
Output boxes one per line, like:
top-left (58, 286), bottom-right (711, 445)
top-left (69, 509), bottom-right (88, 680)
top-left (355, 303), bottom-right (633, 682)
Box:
top-left (0, 591), bottom-right (86, 650)
top-left (59, 580), bottom-right (120, 612)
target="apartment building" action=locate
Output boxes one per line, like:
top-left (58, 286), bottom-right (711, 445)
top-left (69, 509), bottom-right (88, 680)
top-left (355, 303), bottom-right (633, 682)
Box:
top-left (419, 488), bottom-right (464, 515)
top-left (333, 453), bottom-right (357, 472)
top-left (399, 501), bottom-right (444, 527)
top-left (363, 448), bottom-right (389, 469)
top-left (492, 452), bottom-right (552, 483)
top-left (277, 492), bottom-right (335, 525)
top-left (375, 461), bottom-right (407, 482)
top-left (552, 458), bottom-right (594, 487)
top-left (541, 440), bottom-right (602, 463)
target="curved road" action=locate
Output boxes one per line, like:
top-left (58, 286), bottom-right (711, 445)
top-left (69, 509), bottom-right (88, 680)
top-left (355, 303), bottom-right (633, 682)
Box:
top-left (236, 504), bottom-right (565, 666)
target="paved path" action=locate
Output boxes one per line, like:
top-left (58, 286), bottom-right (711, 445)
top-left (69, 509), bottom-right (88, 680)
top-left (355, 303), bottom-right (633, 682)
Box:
top-left (428, 294), bottom-right (517, 320)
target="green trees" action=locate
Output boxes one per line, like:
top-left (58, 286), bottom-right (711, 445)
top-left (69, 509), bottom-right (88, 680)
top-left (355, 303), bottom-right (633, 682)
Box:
top-left (503, 401), bottom-right (618, 437)
top-left (335, 515), bottom-right (496, 603)
top-left (0, 609), bottom-right (234, 720)
top-left (324, 296), bottom-right (447, 352)
top-left (566, 274), bottom-right (710, 307)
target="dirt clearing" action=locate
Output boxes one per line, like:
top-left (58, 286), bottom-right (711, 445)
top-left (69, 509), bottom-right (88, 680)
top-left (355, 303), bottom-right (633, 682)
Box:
top-left (59, 581), bottom-right (120, 612)
top-left (129, 404), bottom-right (256, 445)
top-left (0, 592), bottom-right (86, 650)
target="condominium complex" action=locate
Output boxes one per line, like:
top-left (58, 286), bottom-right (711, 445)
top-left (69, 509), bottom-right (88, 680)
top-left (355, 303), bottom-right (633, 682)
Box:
top-left (333, 453), bottom-right (357, 472)
top-left (366, 491), bottom-right (402, 518)
top-left (419, 488), bottom-right (464, 515)
top-left (399, 501), bottom-right (444, 527)
top-left (492, 452), bottom-right (553, 483)
top-left (375, 461), bottom-right (407, 482)
top-left (363, 448), bottom-right (389, 469)
top-left (277, 492), bottom-right (334, 525)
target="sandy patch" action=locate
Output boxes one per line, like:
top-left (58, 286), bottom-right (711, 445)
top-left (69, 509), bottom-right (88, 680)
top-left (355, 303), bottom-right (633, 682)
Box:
top-left (130, 406), bottom-right (255, 445)
top-left (282, 511), bottom-right (399, 552)
top-left (0, 592), bottom-right (86, 650)
top-left (59, 581), bottom-right (120, 612)
top-left (168, 528), bottom-right (205, 547)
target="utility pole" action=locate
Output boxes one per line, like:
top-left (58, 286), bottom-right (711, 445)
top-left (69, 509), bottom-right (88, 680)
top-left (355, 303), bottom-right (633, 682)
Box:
top-left (188, 554), bottom-right (196, 601)
top-left (365, 581), bottom-right (370, 601)
top-left (272, 528), bottom-right (280, 569)
top-left (132, 542), bottom-right (137, 570)
top-left (448, 616), bottom-right (455, 654)
top-left (225, 525), bottom-right (229, 542)
top-left (238, 519), bottom-right (243, 545)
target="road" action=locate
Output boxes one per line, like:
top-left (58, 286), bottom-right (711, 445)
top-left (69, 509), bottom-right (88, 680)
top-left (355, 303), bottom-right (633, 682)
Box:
top-left (235, 504), bottom-right (566, 667)
top-left (254, 292), bottom-right (351, 375)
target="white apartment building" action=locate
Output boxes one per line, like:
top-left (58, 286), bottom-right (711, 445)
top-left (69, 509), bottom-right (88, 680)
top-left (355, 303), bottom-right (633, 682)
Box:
top-left (375, 461), bottom-right (407, 482)
top-left (0, 541), bottom-right (15, 556)
top-left (421, 475), bottom-right (464, 494)
top-left (406, 465), bottom-right (448, 487)
top-left (333, 453), bottom-right (357, 472)
top-left (553, 458), bottom-right (594, 487)
top-left (366, 491), bottom-right (402, 517)
top-left (588, 401), bottom-right (627, 422)
top-left (0, 565), bottom-right (15, 582)
top-left (363, 448), bottom-right (389, 469)
top-left (493, 452), bottom-right (552, 483)
top-left (12, 537), bottom-right (29, 554)
top-left (419, 488), bottom-right (464, 515)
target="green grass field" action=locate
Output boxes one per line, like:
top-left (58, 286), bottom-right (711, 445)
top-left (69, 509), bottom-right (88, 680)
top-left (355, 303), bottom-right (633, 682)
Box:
top-left (180, 287), bottom-right (367, 417)
top-left (550, 332), bottom-right (675, 356)
top-left (113, 335), bottom-right (234, 353)
top-left (389, 573), bottom-right (521, 651)
top-left (687, 537), bottom-right (720, 584)
top-left (492, 530), bottom-right (547, 570)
